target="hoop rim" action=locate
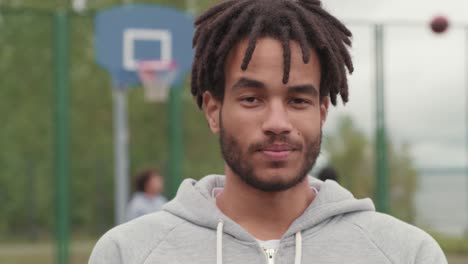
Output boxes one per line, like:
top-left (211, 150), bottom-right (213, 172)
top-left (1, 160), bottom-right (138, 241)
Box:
top-left (137, 60), bottom-right (177, 103)
top-left (137, 60), bottom-right (177, 72)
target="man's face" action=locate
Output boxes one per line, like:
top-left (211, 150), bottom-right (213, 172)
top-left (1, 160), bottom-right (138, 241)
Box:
top-left (204, 37), bottom-right (328, 192)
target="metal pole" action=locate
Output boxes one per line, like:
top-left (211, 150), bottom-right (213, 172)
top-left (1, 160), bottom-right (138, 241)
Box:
top-left (374, 24), bottom-right (389, 213)
top-left (95, 159), bottom-right (105, 234)
top-left (465, 27), bottom-right (468, 233)
top-left (167, 86), bottom-right (184, 199)
top-left (53, 10), bottom-right (70, 264)
top-left (165, 0), bottom-right (194, 200)
top-left (113, 89), bottom-right (129, 224)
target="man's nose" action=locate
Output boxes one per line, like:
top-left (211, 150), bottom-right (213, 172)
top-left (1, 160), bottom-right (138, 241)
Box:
top-left (261, 101), bottom-right (293, 135)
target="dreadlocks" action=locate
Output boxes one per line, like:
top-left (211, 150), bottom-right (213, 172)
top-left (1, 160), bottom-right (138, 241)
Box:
top-left (191, 0), bottom-right (353, 108)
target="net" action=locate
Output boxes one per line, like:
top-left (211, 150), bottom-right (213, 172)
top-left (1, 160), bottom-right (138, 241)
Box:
top-left (137, 60), bottom-right (177, 103)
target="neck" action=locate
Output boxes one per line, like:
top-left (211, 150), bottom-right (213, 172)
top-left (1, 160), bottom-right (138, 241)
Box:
top-left (216, 166), bottom-right (315, 241)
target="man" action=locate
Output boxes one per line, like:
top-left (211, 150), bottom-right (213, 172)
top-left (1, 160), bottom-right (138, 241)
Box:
top-left (126, 169), bottom-right (167, 221)
top-left (90, 0), bottom-right (446, 263)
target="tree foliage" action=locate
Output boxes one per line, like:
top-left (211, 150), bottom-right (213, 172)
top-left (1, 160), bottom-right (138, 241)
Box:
top-left (324, 115), bottom-right (418, 222)
top-left (0, 0), bottom-right (221, 239)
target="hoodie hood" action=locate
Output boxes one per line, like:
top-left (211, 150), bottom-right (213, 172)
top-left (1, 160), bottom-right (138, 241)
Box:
top-left (163, 174), bottom-right (375, 242)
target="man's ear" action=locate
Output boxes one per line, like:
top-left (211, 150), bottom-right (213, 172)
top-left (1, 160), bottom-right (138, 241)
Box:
top-left (320, 97), bottom-right (329, 127)
top-left (203, 91), bottom-right (221, 134)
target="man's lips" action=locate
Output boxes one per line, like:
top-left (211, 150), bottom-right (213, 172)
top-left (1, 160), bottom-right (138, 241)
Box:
top-left (259, 144), bottom-right (296, 152)
top-left (258, 144), bottom-right (297, 161)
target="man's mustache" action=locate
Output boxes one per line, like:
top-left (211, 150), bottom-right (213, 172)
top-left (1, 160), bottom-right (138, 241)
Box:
top-left (248, 135), bottom-right (302, 153)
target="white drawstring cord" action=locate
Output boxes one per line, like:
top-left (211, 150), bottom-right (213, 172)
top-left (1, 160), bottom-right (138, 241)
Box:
top-left (217, 221), bottom-right (302, 264)
top-left (217, 221), bottom-right (224, 264)
top-left (294, 231), bottom-right (302, 264)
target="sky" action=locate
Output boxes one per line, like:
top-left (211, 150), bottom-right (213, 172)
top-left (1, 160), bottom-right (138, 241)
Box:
top-left (317, 0), bottom-right (468, 169)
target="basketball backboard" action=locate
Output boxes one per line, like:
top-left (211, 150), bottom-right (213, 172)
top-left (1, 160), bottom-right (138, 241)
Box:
top-left (95, 4), bottom-right (194, 88)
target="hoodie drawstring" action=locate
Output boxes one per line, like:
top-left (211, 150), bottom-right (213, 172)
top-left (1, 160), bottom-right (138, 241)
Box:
top-left (294, 231), bottom-right (302, 264)
top-left (216, 221), bottom-right (303, 264)
top-left (217, 221), bottom-right (224, 264)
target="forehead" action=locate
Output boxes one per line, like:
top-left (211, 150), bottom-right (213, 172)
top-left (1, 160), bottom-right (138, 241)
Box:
top-left (224, 37), bottom-right (321, 89)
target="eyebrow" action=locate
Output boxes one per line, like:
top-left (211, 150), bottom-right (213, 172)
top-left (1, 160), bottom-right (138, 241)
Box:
top-left (232, 77), bottom-right (266, 90)
top-left (288, 84), bottom-right (319, 98)
top-left (232, 77), bottom-right (319, 98)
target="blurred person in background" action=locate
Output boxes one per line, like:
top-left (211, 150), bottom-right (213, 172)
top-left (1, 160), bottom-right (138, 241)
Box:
top-left (125, 168), bottom-right (167, 221)
top-left (90, 0), bottom-right (446, 263)
top-left (317, 166), bottom-right (339, 183)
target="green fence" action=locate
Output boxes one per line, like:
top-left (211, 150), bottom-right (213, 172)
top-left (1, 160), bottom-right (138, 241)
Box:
top-left (0, 2), bottom-right (221, 263)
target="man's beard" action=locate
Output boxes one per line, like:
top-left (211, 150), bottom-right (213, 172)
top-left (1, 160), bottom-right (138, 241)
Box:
top-left (219, 115), bottom-right (322, 192)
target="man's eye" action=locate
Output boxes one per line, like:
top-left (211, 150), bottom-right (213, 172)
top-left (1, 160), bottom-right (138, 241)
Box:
top-left (241, 97), bottom-right (258, 103)
top-left (289, 98), bottom-right (312, 108)
top-left (291, 98), bottom-right (308, 104)
top-left (239, 96), bottom-right (262, 108)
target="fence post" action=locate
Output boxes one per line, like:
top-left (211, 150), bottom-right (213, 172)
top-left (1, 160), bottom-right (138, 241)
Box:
top-left (53, 9), bottom-right (70, 264)
top-left (374, 24), bottom-right (389, 214)
top-left (167, 86), bottom-right (184, 199)
top-left (26, 159), bottom-right (38, 241)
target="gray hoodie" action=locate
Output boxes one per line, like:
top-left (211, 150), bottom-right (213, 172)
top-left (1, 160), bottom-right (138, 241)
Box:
top-left (89, 175), bottom-right (447, 263)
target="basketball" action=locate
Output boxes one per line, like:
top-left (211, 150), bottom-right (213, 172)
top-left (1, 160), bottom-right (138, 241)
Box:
top-left (430, 16), bottom-right (449, 34)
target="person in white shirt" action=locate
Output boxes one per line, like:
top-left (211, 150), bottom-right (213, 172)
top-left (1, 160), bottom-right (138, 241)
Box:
top-left (126, 168), bottom-right (167, 221)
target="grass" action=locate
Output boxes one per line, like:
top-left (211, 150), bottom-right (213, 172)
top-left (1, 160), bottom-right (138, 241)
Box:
top-left (0, 240), bottom-right (94, 264)
top-left (430, 232), bottom-right (468, 255)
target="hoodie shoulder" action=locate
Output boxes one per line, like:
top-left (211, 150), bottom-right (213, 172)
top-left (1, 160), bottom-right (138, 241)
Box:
top-left (89, 211), bottom-right (185, 264)
top-left (342, 211), bottom-right (447, 263)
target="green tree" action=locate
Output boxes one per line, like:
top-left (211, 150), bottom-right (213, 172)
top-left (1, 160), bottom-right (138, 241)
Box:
top-left (0, 0), bottom-right (223, 238)
top-left (324, 115), bottom-right (418, 223)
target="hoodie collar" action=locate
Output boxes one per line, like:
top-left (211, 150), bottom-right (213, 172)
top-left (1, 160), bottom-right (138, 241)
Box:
top-left (163, 175), bottom-right (375, 242)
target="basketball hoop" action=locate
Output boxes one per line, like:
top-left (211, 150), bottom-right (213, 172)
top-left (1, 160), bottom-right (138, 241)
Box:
top-left (137, 60), bottom-right (177, 103)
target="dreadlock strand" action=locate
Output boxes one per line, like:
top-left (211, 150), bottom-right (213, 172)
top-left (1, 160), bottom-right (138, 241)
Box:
top-left (342, 35), bottom-right (352, 47)
top-left (284, 11), bottom-right (311, 63)
top-left (300, 2), bottom-right (352, 37)
top-left (323, 21), bottom-right (353, 74)
top-left (193, 27), bottom-right (210, 58)
top-left (192, 27), bottom-right (202, 48)
top-left (341, 47), bottom-right (354, 73)
top-left (321, 67), bottom-right (339, 105)
top-left (191, 65), bottom-right (198, 94)
top-left (198, 22), bottom-right (228, 89)
top-left (194, 0), bottom-right (252, 59)
top-left (283, 1), bottom-right (326, 49)
top-left (213, 5), bottom-right (256, 79)
top-left (196, 0), bottom-right (253, 78)
top-left (341, 81), bottom-right (349, 103)
top-left (241, 16), bottom-right (265, 70)
top-left (319, 21), bottom-right (349, 90)
top-left (305, 6), bottom-right (353, 97)
top-left (280, 26), bottom-right (291, 84)
top-left (321, 49), bottom-right (340, 105)
top-left (301, 0), bottom-right (322, 6)
top-left (191, 65), bottom-right (202, 107)
top-left (216, 6), bottom-right (255, 57)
